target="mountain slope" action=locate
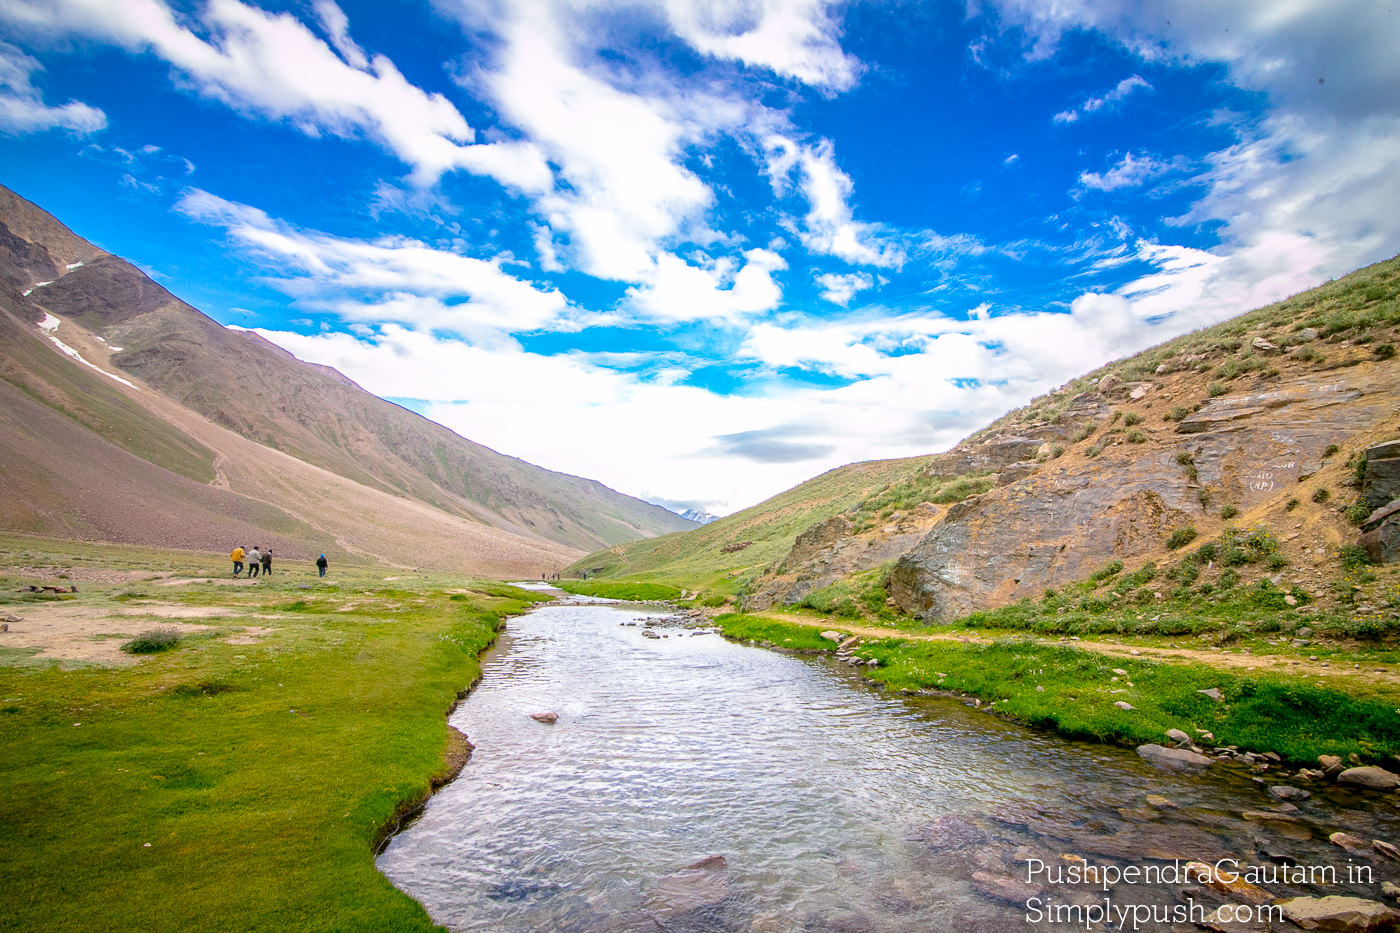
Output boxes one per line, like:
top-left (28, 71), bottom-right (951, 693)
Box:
top-left (569, 455), bottom-right (931, 596)
top-left (0, 183), bottom-right (695, 560)
top-left (576, 255), bottom-right (1400, 616)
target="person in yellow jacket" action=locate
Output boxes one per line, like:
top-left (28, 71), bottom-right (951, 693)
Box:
top-left (231, 546), bottom-right (246, 577)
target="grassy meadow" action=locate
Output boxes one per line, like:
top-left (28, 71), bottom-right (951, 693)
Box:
top-left (0, 534), bottom-right (549, 933)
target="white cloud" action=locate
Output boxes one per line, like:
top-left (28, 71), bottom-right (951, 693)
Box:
top-left (0, 0), bottom-right (545, 186)
top-left (625, 248), bottom-right (787, 323)
top-left (178, 189), bottom-right (571, 337)
top-left (1053, 73), bottom-right (1151, 124)
top-left (1077, 151), bottom-right (1176, 191)
top-left (815, 271), bottom-right (874, 305)
top-left (0, 41), bottom-right (105, 134)
top-left (765, 135), bottom-right (904, 267)
top-left (985, 0), bottom-right (1400, 343)
top-left (657, 0), bottom-right (859, 90)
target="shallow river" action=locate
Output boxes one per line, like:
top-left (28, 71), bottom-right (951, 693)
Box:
top-left (377, 597), bottom-right (1396, 932)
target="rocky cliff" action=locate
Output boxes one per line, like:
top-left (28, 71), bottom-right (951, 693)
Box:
top-left (745, 256), bottom-right (1400, 621)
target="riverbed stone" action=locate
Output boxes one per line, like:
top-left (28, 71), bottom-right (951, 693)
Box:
top-left (1277, 895), bottom-right (1400, 932)
top-left (1137, 744), bottom-right (1212, 772)
top-left (916, 815), bottom-right (987, 851)
top-left (1269, 785), bottom-right (1311, 801)
top-left (1320, 755), bottom-right (1345, 777)
top-left (530, 711), bottom-right (559, 724)
top-left (819, 630), bottom-right (844, 643)
top-left (1166, 728), bottom-right (1192, 747)
top-left (1330, 832), bottom-right (1370, 856)
top-left (970, 871), bottom-right (1043, 906)
top-left (1337, 766), bottom-right (1400, 791)
top-left (1375, 840), bottom-right (1400, 862)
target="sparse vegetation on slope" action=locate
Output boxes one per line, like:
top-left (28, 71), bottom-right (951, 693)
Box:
top-left (566, 456), bottom-right (930, 600)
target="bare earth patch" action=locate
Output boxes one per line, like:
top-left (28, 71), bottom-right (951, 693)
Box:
top-left (0, 604), bottom-right (213, 665)
top-left (224, 625), bottom-right (275, 645)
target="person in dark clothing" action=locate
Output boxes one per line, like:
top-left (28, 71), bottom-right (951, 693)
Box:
top-left (316, 554), bottom-right (328, 578)
top-left (261, 549), bottom-right (272, 576)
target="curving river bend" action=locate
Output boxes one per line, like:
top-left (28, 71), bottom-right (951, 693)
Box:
top-left (377, 595), bottom-right (1396, 932)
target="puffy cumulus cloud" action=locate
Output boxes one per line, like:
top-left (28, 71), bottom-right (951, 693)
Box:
top-left (1052, 73), bottom-right (1151, 124)
top-left (656, 0), bottom-right (859, 90)
top-left (178, 189), bottom-right (571, 337)
top-left (0, 0), bottom-right (546, 186)
top-left (983, 0), bottom-right (1400, 343)
top-left (624, 248), bottom-right (786, 323)
top-left (815, 271), bottom-right (875, 305)
top-left (0, 41), bottom-right (105, 134)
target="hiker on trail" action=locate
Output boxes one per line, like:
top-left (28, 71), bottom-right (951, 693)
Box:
top-left (247, 546), bottom-right (262, 578)
top-left (261, 549), bottom-right (273, 576)
top-left (316, 554), bottom-right (328, 578)
top-left (231, 546), bottom-right (245, 577)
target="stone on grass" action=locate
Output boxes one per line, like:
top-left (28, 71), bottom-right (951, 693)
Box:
top-left (1137, 744), bottom-right (1212, 772)
top-left (1337, 767), bottom-right (1400, 792)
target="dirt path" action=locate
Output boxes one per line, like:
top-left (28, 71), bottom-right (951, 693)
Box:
top-left (748, 611), bottom-right (1399, 687)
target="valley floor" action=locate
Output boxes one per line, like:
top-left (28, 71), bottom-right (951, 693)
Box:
top-left (0, 533), bottom-right (547, 933)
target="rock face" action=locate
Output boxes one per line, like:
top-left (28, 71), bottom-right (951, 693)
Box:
top-left (890, 370), bottom-right (1398, 621)
top-left (1359, 498), bottom-right (1400, 563)
top-left (1363, 441), bottom-right (1400, 510)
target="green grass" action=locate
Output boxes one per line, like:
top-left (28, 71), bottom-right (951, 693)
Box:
top-left (715, 616), bottom-right (1400, 764)
top-left (556, 580), bottom-right (682, 601)
top-left (0, 538), bottom-right (552, 932)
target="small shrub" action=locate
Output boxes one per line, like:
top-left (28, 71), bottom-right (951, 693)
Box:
top-left (1071, 424), bottom-right (1095, 443)
top-left (1208, 382), bottom-right (1228, 398)
top-left (1050, 444), bottom-right (1065, 459)
top-left (1085, 445), bottom-right (1102, 458)
top-left (1219, 505), bottom-right (1239, 519)
top-left (1323, 444), bottom-right (1340, 458)
top-left (1165, 406), bottom-right (1190, 422)
top-left (1292, 345), bottom-right (1322, 363)
top-left (1345, 500), bottom-right (1372, 525)
top-left (1218, 568), bottom-right (1240, 590)
top-left (122, 628), bottom-right (182, 655)
top-left (1123, 411), bottom-right (1143, 427)
top-left (1176, 450), bottom-right (1194, 466)
top-left (1339, 544), bottom-right (1373, 572)
top-left (1312, 487), bottom-right (1331, 504)
top-left (1166, 526), bottom-right (1198, 550)
top-left (1090, 560), bottom-right (1124, 582)
top-left (1375, 343), bottom-right (1397, 360)
top-left (1285, 497), bottom-right (1299, 511)
top-left (1197, 488), bottom-right (1212, 506)
top-left (1125, 430), bottom-right (1146, 444)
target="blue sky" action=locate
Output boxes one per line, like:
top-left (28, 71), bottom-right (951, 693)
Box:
top-left (3, 1), bottom-right (1398, 516)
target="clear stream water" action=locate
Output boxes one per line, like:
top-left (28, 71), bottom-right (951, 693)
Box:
top-left (377, 597), bottom-right (1397, 932)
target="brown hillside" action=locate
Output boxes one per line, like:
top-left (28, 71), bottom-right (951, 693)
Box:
top-left (0, 183), bottom-right (694, 557)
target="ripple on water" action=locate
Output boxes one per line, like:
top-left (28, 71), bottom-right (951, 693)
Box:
top-left (378, 603), bottom-right (1400, 932)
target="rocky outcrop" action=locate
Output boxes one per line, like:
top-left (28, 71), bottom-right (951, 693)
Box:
top-left (1362, 441), bottom-right (1400, 510)
top-left (743, 504), bottom-right (942, 611)
top-left (1360, 499), bottom-right (1400, 564)
top-left (891, 369), bottom-right (1398, 621)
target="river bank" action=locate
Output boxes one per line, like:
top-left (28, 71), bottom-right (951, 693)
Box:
top-left (0, 534), bottom-right (546, 933)
top-left (715, 610), bottom-right (1400, 778)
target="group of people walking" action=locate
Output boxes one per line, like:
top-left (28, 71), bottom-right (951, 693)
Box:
top-left (229, 545), bottom-right (272, 577)
top-left (230, 546), bottom-right (329, 578)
